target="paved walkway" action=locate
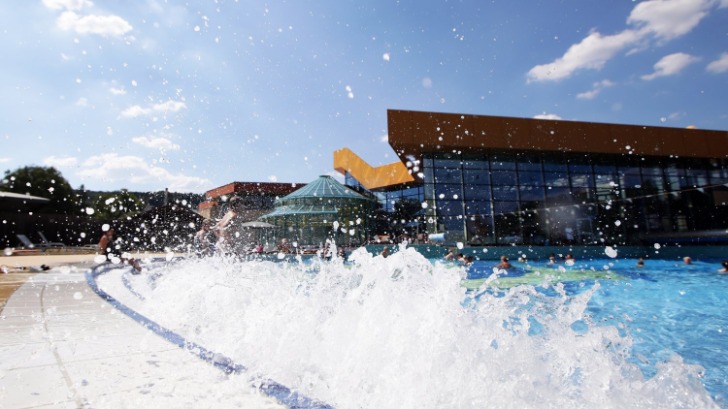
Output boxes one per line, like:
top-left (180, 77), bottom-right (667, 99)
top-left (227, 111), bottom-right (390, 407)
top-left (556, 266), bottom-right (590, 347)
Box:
top-left (0, 264), bottom-right (284, 408)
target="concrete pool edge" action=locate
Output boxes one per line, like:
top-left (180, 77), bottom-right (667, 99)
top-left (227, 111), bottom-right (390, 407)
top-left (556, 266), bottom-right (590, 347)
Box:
top-left (86, 261), bottom-right (335, 409)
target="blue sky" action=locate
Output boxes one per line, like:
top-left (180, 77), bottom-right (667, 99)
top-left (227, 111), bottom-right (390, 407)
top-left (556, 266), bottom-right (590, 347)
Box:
top-left (1, 0), bottom-right (727, 193)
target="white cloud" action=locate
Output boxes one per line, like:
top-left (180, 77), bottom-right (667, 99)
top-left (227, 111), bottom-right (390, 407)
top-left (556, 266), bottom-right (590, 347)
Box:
top-left (121, 100), bottom-right (187, 118)
top-left (43, 155), bottom-right (79, 167)
top-left (109, 87), bottom-right (126, 95)
top-left (707, 52), bottom-right (728, 73)
top-left (534, 113), bottom-right (563, 120)
top-left (641, 52), bottom-right (700, 80)
top-left (628, 0), bottom-right (714, 41)
top-left (75, 97), bottom-right (88, 107)
top-left (576, 89), bottom-right (600, 101)
top-left (77, 153), bottom-right (212, 192)
top-left (42, 0), bottom-right (93, 11)
top-left (527, 30), bottom-right (640, 82)
top-left (120, 105), bottom-right (151, 118)
top-left (56, 11), bottom-right (133, 37)
top-left (577, 79), bottom-right (616, 100)
top-left (0, 157), bottom-right (11, 164)
top-left (132, 136), bottom-right (181, 151)
top-left (528, 0), bottom-right (719, 82)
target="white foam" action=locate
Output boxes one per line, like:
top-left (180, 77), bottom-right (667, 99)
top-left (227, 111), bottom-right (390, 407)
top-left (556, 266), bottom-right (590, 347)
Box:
top-left (100, 249), bottom-right (716, 409)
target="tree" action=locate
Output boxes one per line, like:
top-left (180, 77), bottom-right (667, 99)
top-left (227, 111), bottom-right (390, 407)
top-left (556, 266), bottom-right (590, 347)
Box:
top-left (91, 190), bottom-right (145, 222)
top-left (1, 166), bottom-right (78, 214)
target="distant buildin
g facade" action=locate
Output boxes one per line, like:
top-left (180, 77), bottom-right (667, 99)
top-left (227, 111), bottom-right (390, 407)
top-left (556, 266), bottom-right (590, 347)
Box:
top-left (199, 181), bottom-right (305, 221)
top-left (335, 109), bottom-right (728, 246)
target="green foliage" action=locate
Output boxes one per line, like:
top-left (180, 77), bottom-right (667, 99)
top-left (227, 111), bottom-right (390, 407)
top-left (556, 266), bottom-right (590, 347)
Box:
top-left (1, 166), bottom-right (78, 214)
top-left (91, 190), bottom-right (145, 222)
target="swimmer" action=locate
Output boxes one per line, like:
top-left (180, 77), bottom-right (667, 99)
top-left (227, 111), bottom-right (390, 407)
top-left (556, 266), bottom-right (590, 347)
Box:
top-left (683, 256), bottom-right (692, 265)
top-left (564, 253), bottom-right (575, 266)
top-left (444, 249), bottom-right (454, 260)
top-left (636, 257), bottom-right (645, 268)
top-left (719, 260), bottom-right (728, 274)
top-left (496, 255), bottom-right (512, 269)
top-left (98, 227), bottom-right (141, 273)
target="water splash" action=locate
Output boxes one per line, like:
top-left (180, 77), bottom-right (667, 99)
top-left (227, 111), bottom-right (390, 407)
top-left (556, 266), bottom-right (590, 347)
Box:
top-left (100, 247), bottom-right (718, 409)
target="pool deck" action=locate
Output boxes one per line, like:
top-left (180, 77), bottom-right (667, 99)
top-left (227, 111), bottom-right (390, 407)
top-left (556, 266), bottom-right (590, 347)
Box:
top-left (0, 254), bottom-right (284, 408)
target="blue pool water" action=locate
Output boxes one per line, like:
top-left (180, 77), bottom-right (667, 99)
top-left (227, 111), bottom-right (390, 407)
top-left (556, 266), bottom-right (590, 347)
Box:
top-left (466, 257), bottom-right (728, 405)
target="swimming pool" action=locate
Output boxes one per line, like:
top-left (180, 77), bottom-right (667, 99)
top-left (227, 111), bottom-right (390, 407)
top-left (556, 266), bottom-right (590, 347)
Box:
top-left (465, 257), bottom-right (728, 406)
top-left (96, 247), bottom-right (726, 408)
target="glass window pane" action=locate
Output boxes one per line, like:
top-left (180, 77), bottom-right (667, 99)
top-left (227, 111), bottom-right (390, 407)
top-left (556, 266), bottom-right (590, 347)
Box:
top-left (517, 155), bottom-right (542, 172)
top-left (519, 185), bottom-right (545, 202)
top-left (434, 167), bottom-right (462, 184)
top-left (570, 173), bottom-right (594, 188)
top-left (544, 172), bottom-right (569, 187)
top-left (491, 170), bottom-right (516, 185)
top-left (546, 186), bottom-right (570, 199)
top-left (435, 183), bottom-right (462, 200)
top-left (437, 200), bottom-right (463, 216)
top-left (492, 185), bottom-right (518, 201)
top-left (490, 158), bottom-right (516, 170)
top-left (465, 201), bottom-right (490, 217)
top-left (568, 159), bottom-right (592, 173)
top-left (463, 185), bottom-right (491, 200)
top-left (434, 158), bottom-right (462, 169)
top-left (543, 160), bottom-right (568, 172)
top-left (462, 159), bottom-right (488, 170)
top-left (493, 200), bottom-right (519, 214)
top-left (519, 171), bottom-right (543, 186)
top-left (463, 168), bottom-right (490, 185)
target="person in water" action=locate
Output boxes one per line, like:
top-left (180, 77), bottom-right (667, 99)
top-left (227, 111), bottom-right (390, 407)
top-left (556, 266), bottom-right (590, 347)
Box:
top-left (98, 227), bottom-right (141, 273)
top-left (564, 253), bottom-right (576, 266)
top-left (213, 196), bottom-right (245, 254)
top-left (444, 248), bottom-right (454, 260)
top-left (683, 256), bottom-right (693, 265)
top-left (193, 219), bottom-right (216, 257)
top-left (496, 255), bottom-right (512, 269)
top-left (719, 260), bottom-right (728, 274)
top-left (636, 257), bottom-right (645, 268)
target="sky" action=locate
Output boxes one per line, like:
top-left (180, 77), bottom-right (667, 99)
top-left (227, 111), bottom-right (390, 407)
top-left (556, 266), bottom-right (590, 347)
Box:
top-left (1, 0), bottom-right (727, 194)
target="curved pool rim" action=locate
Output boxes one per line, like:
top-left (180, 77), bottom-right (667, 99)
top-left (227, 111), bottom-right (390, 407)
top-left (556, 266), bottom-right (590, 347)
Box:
top-left (85, 259), bottom-right (335, 409)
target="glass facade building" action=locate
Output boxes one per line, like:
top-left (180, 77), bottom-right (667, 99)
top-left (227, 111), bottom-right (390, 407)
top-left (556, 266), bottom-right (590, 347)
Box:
top-left (335, 110), bottom-right (728, 246)
top-left (421, 152), bottom-right (728, 245)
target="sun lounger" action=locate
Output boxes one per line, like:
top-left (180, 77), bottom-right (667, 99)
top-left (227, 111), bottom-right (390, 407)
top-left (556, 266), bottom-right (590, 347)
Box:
top-left (16, 234), bottom-right (48, 250)
top-left (38, 232), bottom-right (66, 248)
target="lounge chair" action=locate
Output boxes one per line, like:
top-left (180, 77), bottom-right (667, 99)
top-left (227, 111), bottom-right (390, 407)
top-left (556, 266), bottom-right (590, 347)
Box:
top-left (38, 232), bottom-right (66, 248)
top-left (16, 234), bottom-right (47, 250)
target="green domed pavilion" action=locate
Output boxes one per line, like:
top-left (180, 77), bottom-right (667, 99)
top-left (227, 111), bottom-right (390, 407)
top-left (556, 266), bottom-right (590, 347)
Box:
top-left (259, 175), bottom-right (377, 248)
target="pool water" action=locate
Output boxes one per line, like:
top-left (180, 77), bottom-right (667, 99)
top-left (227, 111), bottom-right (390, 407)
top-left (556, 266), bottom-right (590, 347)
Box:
top-left (97, 246), bottom-right (727, 408)
top-left (465, 257), bottom-right (728, 405)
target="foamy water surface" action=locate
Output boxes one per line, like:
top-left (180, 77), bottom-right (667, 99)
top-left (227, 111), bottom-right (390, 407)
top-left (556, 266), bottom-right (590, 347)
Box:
top-left (97, 246), bottom-right (724, 408)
